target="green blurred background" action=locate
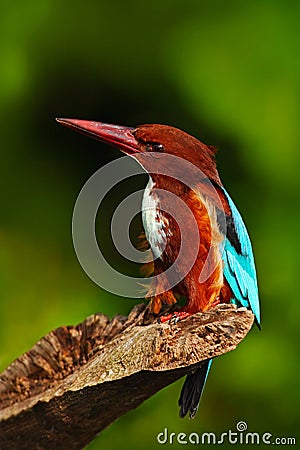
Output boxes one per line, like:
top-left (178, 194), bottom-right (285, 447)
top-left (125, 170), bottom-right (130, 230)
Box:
top-left (0, 0), bottom-right (299, 448)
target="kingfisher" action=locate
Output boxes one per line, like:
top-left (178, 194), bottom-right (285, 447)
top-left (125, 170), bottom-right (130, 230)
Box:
top-left (56, 118), bottom-right (260, 419)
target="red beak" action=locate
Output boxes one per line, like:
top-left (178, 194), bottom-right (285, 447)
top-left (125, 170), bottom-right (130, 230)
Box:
top-left (56, 118), bottom-right (140, 155)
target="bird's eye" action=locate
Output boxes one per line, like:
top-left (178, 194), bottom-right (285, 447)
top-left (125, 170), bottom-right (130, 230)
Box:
top-left (145, 142), bottom-right (164, 152)
top-left (153, 143), bottom-right (164, 152)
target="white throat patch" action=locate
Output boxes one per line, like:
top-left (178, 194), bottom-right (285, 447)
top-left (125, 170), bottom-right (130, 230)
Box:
top-left (142, 177), bottom-right (171, 260)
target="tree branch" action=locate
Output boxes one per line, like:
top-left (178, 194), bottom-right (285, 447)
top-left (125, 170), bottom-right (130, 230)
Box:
top-left (0, 303), bottom-right (254, 449)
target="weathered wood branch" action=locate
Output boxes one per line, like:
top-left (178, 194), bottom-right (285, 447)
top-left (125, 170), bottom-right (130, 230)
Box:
top-left (0, 303), bottom-right (254, 449)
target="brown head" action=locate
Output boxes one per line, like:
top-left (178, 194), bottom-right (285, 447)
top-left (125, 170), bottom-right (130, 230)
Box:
top-left (56, 119), bottom-right (222, 186)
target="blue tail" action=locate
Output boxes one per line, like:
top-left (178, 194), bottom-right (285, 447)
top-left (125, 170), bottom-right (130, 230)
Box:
top-left (178, 359), bottom-right (212, 418)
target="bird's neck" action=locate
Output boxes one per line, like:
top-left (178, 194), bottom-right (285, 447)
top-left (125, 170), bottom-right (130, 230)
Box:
top-left (148, 174), bottom-right (189, 197)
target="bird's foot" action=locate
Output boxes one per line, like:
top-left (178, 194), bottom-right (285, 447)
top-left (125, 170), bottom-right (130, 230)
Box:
top-left (211, 297), bottom-right (220, 308)
top-left (158, 309), bottom-right (192, 324)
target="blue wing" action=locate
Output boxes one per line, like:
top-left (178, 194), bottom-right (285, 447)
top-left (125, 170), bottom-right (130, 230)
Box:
top-left (221, 188), bottom-right (260, 325)
top-left (178, 188), bottom-right (260, 419)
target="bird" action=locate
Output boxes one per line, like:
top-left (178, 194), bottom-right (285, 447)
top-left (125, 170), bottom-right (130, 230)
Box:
top-left (56, 118), bottom-right (260, 419)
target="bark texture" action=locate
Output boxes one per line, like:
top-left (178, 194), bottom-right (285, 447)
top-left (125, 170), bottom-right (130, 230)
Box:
top-left (0, 303), bottom-right (254, 449)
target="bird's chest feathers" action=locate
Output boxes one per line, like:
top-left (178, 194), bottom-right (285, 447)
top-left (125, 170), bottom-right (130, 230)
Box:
top-left (142, 178), bottom-right (223, 262)
top-left (142, 178), bottom-right (172, 259)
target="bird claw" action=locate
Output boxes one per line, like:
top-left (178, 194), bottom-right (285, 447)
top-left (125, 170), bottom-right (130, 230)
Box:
top-left (211, 297), bottom-right (220, 308)
top-left (170, 315), bottom-right (180, 325)
top-left (158, 310), bottom-right (192, 324)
